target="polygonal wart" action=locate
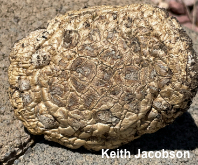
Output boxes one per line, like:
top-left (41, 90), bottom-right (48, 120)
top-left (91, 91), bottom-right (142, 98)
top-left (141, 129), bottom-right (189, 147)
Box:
top-left (63, 30), bottom-right (79, 49)
top-left (8, 4), bottom-right (198, 151)
top-left (31, 49), bottom-right (51, 67)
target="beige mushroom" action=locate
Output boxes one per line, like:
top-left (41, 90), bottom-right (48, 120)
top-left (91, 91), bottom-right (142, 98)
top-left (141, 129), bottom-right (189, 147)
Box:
top-left (8, 4), bottom-right (198, 151)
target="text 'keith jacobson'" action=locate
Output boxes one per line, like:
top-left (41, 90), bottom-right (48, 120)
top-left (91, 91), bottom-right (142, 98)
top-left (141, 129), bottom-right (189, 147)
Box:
top-left (8, 4), bottom-right (198, 151)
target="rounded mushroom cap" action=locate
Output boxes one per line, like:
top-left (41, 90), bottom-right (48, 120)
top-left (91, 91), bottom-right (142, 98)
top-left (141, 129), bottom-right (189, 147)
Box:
top-left (8, 4), bottom-right (198, 151)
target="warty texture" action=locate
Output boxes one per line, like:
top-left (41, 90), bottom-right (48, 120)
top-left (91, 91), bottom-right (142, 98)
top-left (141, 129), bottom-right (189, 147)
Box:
top-left (8, 4), bottom-right (198, 151)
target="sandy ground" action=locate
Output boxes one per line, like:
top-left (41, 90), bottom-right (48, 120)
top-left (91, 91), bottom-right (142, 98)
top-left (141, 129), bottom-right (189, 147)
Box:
top-left (0, 0), bottom-right (198, 164)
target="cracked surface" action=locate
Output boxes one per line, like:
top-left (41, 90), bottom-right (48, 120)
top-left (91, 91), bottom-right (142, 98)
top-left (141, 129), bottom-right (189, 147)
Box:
top-left (8, 4), bottom-right (198, 151)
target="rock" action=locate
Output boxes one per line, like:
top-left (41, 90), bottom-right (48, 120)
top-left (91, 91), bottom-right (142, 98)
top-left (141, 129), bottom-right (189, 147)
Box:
top-left (170, 14), bottom-right (191, 23)
top-left (177, 0), bottom-right (195, 7)
top-left (151, 0), bottom-right (163, 5)
top-left (183, 22), bottom-right (198, 32)
top-left (151, 0), bottom-right (169, 9)
top-left (169, 0), bottom-right (186, 15)
top-left (158, 1), bottom-right (169, 9)
top-left (161, 0), bottom-right (195, 7)
top-left (194, 5), bottom-right (198, 26)
top-left (8, 3), bottom-right (198, 151)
